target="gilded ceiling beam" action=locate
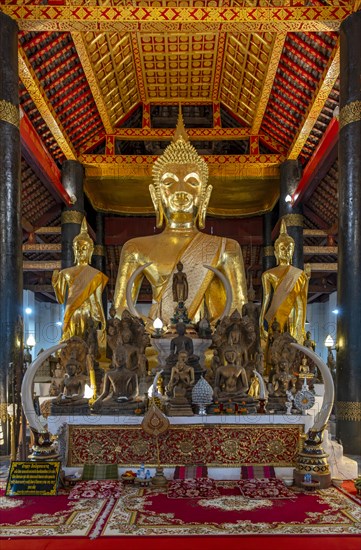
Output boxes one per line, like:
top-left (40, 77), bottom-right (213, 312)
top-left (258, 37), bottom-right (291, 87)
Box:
top-left (212, 32), bottom-right (226, 102)
top-left (71, 32), bottom-right (113, 134)
top-left (81, 128), bottom-right (273, 147)
top-left (287, 42), bottom-right (340, 160)
top-left (251, 32), bottom-right (287, 134)
top-left (80, 153), bottom-right (281, 178)
top-left (18, 48), bottom-right (77, 160)
top-left (131, 34), bottom-right (147, 103)
top-left (3, 6), bottom-right (352, 32)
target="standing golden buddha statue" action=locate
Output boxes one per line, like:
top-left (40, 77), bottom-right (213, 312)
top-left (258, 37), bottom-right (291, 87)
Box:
top-left (259, 220), bottom-right (310, 344)
top-left (52, 218), bottom-right (108, 341)
top-left (114, 112), bottom-right (247, 326)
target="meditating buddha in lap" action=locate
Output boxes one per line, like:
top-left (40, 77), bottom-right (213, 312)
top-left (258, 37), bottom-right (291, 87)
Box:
top-left (114, 112), bottom-right (247, 327)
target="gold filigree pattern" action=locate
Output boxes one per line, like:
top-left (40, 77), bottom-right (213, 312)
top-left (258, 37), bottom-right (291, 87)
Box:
top-left (23, 261), bottom-right (61, 271)
top-left (18, 48), bottom-right (77, 160)
top-left (93, 245), bottom-right (106, 257)
top-left (340, 100), bottom-right (361, 130)
top-left (67, 424), bottom-right (304, 467)
top-left (288, 43), bottom-right (340, 160)
top-left (71, 32), bottom-right (113, 134)
top-left (263, 245), bottom-right (274, 256)
top-left (336, 401), bottom-right (361, 422)
top-left (251, 32), bottom-right (287, 134)
top-left (61, 210), bottom-right (84, 225)
top-left (282, 213), bottom-right (304, 227)
top-left (0, 100), bottom-right (19, 129)
top-left (3, 6), bottom-right (351, 33)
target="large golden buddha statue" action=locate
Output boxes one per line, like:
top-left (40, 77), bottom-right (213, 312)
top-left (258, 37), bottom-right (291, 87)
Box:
top-left (259, 220), bottom-right (310, 344)
top-left (114, 113), bottom-right (247, 326)
top-left (52, 218), bottom-right (108, 341)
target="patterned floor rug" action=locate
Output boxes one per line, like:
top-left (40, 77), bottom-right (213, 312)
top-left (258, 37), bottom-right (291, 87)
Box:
top-left (102, 483), bottom-right (361, 537)
top-left (1, 483), bottom-right (360, 538)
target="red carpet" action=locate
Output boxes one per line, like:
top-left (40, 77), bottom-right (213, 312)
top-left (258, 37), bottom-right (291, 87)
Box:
top-left (1, 482), bottom-right (360, 545)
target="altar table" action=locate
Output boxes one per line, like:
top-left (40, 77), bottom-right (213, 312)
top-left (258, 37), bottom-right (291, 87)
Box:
top-left (48, 414), bottom-right (313, 468)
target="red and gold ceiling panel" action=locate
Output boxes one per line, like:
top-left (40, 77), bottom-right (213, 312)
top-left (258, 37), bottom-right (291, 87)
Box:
top-left (137, 31), bottom-right (218, 101)
top-left (220, 31), bottom-right (275, 126)
top-left (19, 31), bottom-right (104, 155)
top-left (80, 31), bottom-right (139, 127)
top-left (260, 31), bottom-right (338, 149)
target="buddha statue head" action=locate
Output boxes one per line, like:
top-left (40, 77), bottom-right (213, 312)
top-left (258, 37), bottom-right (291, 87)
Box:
top-left (274, 220), bottom-right (295, 266)
top-left (150, 110), bottom-right (212, 229)
top-left (73, 217), bottom-right (94, 265)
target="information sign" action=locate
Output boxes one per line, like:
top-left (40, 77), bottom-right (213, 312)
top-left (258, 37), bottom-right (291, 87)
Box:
top-left (5, 461), bottom-right (61, 496)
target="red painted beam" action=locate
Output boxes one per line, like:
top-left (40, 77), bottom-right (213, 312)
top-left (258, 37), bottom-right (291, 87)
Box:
top-left (20, 110), bottom-right (72, 206)
top-left (292, 117), bottom-right (339, 207)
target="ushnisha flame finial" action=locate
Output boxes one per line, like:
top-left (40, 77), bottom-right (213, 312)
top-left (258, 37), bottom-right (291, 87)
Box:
top-left (73, 217), bottom-right (93, 249)
top-left (172, 105), bottom-right (189, 143)
top-left (274, 219), bottom-right (294, 249)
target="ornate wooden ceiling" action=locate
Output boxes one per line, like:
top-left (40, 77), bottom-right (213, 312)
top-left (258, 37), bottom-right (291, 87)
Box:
top-left (2, 0), bottom-right (359, 302)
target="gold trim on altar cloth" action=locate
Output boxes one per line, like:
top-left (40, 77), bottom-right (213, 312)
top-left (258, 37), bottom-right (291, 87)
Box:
top-left (67, 423), bottom-right (304, 468)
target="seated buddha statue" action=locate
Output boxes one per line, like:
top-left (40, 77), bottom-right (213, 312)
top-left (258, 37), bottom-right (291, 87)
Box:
top-left (51, 359), bottom-right (89, 414)
top-left (259, 220), bottom-right (310, 344)
top-left (213, 347), bottom-right (249, 403)
top-left (52, 217), bottom-right (108, 342)
top-left (114, 111), bottom-right (247, 327)
top-left (92, 344), bottom-right (143, 414)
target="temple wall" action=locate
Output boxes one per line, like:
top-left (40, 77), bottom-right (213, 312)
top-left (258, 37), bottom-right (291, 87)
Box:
top-left (306, 292), bottom-right (337, 363)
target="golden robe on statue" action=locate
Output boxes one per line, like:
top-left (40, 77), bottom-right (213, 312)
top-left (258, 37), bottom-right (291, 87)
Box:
top-left (259, 220), bottom-right (310, 344)
top-left (53, 264), bottom-right (108, 341)
top-left (52, 218), bottom-right (108, 341)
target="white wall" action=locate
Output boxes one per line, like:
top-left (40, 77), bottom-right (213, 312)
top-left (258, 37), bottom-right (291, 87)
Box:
top-left (306, 292), bottom-right (338, 362)
top-left (23, 291), bottom-right (63, 358)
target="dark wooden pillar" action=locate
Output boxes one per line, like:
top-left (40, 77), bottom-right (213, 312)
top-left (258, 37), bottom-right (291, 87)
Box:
top-left (262, 212), bottom-right (276, 272)
top-left (93, 211), bottom-right (108, 315)
top-left (336, 10), bottom-right (361, 455)
top-left (61, 160), bottom-right (85, 269)
top-left (0, 13), bottom-right (22, 455)
top-left (279, 160), bottom-right (304, 269)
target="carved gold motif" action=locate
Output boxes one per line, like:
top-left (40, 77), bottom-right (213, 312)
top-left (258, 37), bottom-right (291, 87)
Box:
top-left (282, 214), bottom-right (304, 227)
top-left (251, 32), bottom-right (287, 134)
top-left (0, 100), bottom-right (19, 129)
top-left (309, 263), bottom-right (337, 272)
top-left (137, 31), bottom-right (218, 102)
top-left (337, 401), bottom-right (361, 422)
top-left (340, 101), bottom-right (361, 130)
top-left (23, 261), bottom-right (61, 271)
top-left (288, 43), bottom-right (340, 160)
top-left (61, 210), bottom-right (84, 225)
top-left (0, 403), bottom-right (8, 423)
top-left (71, 32), bottom-right (113, 134)
top-left (263, 246), bottom-right (274, 257)
top-left (3, 6), bottom-right (351, 33)
top-left (18, 48), bottom-right (77, 160)
top-left (23, 244), bottom-right (61, 253)
top-left (93, 245), bottom-right (106, 257)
